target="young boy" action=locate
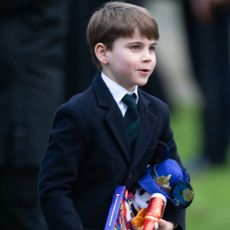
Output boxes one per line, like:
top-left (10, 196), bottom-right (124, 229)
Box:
top-left (39, 2), bottom-right (187, 229)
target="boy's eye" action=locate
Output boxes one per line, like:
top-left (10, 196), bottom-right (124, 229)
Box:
top-left (150, 46), bottom-right (156, 51)
top-left (130, 45), bottom-right (141, 50)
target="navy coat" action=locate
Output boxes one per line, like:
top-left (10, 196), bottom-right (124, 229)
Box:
top-left (39, 74), bottom-right (185, 229)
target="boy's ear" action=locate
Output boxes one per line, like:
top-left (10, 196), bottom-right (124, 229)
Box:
top-left (94, 43), bottom-right (109, 65)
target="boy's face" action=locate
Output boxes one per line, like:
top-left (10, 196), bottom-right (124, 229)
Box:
top-left (101, 29), bottom-right (157, 91)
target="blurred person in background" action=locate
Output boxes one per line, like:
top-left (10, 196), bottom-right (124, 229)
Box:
top-left (181, 0), bottom-right (230, 168)
top-left (0, 0), bottom-right (69, 229)
top-left (65, 0), bottom-right (106, 99)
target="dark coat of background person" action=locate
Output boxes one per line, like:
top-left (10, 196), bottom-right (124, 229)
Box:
top-left (0, 0), bottom-right (70, 229)
top-left (181, 0), bottom-right (230, 166)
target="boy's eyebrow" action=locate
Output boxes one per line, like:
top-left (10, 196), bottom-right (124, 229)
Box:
top-left (127, 41), bottom-right (157, 45)
top-left (151, 41), bottom-right (157, 45)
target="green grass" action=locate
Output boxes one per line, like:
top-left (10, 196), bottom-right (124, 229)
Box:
top-left (186, 167), bottom-right (230, 229)
top-left (170, 104), bottom-right (202, 163)
top-left (170, 104), bottom-right (230, 229)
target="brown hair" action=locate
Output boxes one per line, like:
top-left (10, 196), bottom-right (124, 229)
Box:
top-left (87, 1), bottom-right (160, 69)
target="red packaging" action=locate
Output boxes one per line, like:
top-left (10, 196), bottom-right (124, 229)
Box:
top-left (143, 193), bottom-right (166, 230)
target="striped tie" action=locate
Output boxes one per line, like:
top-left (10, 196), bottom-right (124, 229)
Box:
top-left (122, 94), bottom-right (140, 144)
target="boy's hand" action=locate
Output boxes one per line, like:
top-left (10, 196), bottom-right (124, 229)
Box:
top-left (158, 219), bottom-right (177, 230)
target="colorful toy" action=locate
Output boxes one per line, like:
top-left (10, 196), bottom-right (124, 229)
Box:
top-left (134, 158), bottom-right (194, 210)
top-left (105, 142), bottom-right (194, 230)
top-left (131, 142), bottom-right (194, 229)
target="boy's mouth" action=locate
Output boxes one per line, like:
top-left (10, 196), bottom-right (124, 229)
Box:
top-left (138, 68), bottom-right (151, 75)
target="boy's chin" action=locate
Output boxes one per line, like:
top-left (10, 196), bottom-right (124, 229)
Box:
top-left (137, 79), bottom-right (149, 87)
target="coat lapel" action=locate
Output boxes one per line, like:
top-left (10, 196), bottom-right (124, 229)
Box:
top-left (93, 75), bottom-right (130, 163)
top-left (129, 92), bottom-right (158, 169)
top-left (105, 109), bottom-right (130, 162)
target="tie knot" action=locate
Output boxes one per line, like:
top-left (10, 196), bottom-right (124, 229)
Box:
top-left (122, 94), bottom-right (137, 109)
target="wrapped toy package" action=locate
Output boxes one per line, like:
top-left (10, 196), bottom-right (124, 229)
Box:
top-left (104, 186), bottom-right (133, 230)
top-left (104, 157), bottom-right (194, 230)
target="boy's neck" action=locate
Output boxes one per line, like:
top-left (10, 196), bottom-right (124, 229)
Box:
top-left (101, 72), bottom-right (138, 93)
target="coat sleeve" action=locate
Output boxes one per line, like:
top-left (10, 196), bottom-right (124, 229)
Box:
top-left (38, 104), bottom-right (86, 230)
top-left (163, 202), bottom-right (186, 230)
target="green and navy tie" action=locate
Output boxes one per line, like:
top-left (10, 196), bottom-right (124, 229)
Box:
top-left (122, 94), bottom-right (140, 144)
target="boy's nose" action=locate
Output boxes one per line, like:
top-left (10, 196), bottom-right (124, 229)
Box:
top-left (141, 51), bottom-right (152, 62)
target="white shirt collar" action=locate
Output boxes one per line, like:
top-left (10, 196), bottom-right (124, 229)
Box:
top-left (101, 72), bottom-right (139, 104)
